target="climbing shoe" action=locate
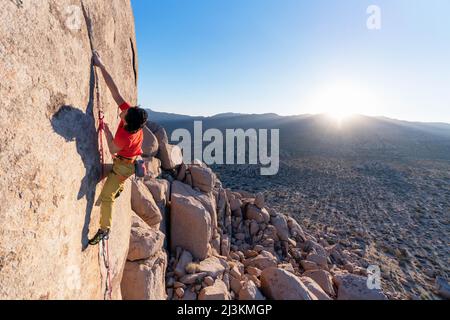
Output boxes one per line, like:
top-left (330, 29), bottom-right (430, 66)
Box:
top-left (88, 229), bottom-right (110, 246)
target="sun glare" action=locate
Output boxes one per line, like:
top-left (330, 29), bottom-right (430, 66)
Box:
top-left (304, 81), bottom-right (379, 124)
top-left (326, 110), bottom-right (355, 123)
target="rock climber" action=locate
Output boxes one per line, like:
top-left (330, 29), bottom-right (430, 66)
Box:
top-left (88, 51), bottom-right (148, 246)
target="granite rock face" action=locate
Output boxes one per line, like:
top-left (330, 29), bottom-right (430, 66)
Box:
top-left (0, 0), bottom-right (137, 299)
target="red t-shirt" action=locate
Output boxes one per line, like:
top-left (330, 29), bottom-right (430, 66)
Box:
top-left (113, 102), bottom-right (143, 158)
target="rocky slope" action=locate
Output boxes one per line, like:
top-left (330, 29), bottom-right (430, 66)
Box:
top-left (120, 124), bottom-right (390, 301)
top-left (0, 0), bottom-right (137, 299)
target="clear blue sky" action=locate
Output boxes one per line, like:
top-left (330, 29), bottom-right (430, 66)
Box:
top-left (131, 0), bottom-right (450, 123)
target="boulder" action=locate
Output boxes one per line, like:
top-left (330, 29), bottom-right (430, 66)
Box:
top-left (131, 179), bottom-right (162, 227)
top-left (221, 235), bottom-right (230, 257)
top-left (329, 245), bottom-right (345, 265)
top-left (175, 287), bottom-right (185, 299)
top-left (146, 121), bottom-right (169, 145)
top-left (303, 270), bottom-right (335, 297)
top-left (174, 281), bottom-right (186, 289)
top-left (260, 267), bottom-right (316, 300)
top-left (121, 251), bottom-right (168, 300)
top-left (182, 289), bottom-right (197, 300)
top-left (174, 250), bottom-right (193, 277)
top-left (436, 277), bottom-right (450, 300)
top-left (263, 225), bottom-right (279, 241)
top-left (170, 193), bottom-right (212, 260)
top-left (305, 240), bottom-right (327, 257)
top-left (261, 209), bottom-right (271, 224)
top-left (239, 280), bottom-right (266, 300)
top-left (243, 251), bottom-right (278, 271)
top-left (247, 266), bottom-right (262, 277)
top-left (197, 256), bottom-right (228, 278)
top-left (144, 157), bottom-right (162, 179)
top-left (218, 190), bottom-right (232, 233)
top-left (235, 233), bottom-right (246, 241)
top-left (166, 277), bottom-right (175, 287)
top-left (144, 178), bottom-right (169, 205)
top-left (230, 266), bottom-right (242, 279)
top-left (179, 272), bottom-right (208, 285)
top-left (254, 245), bottom-right (264, 253)
top-left (246, 205), bottom-right (270, 224)
top-left (270, 214), bottom-right (290, 241)
top-left (306, 253), bottom-right (328, 268)
top-left (229, 196), bottom-right (243, 212)
top-left (223, 272), bottom-right (231, 291)
top-left (159, 143), bottom-right (183, 170)
top-left (167, 288), bottom-right (174, 300)
top-left (172, 181), bottom-right (217, 225)
top-left (177, 163), bottom-right (187, 181)
top-left (211, 234), bottom-right (221, 255)
top-left (255, 193), bottom-right (265, 209)
top-left (230, 276), bottom-right (243, 294)
top-left (250, 220), bottom-right (259, 236)
top-left (198, 280), bottom-right (231, 300)
top-left (204, 276), bottom-right (215, 287)
top-left (279, 263), bottom-right (295, 274)
top-left (287, 217), bottom-right (306, 242)
top-left (142, 126), bottom-right (159, 158)
top-left (190, 165), bottom-right (215, 193)
top-left (0, 0), bottom-right (137, 299)
top-left (185, 172), bottom-right (193, 186)
top-left (301, 260), bottom-right (319, 271)
top-left (334, 273), bottom-right (388, 300)
top-left (244, 250), bottom-right (259, 259)
top-left (128, 214), bottom-right (165, 261)
top-left (301, 277), bottom-right (332, 300)
top-left (232, 208), bottom-right (243, 218)
top-left (247, 274), bottom-right (261, 287)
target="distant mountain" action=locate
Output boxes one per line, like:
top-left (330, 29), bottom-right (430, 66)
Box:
top-left (145, 110), bottom-right (201, 122)
top-left (146, 109), bottom-right (450, 160)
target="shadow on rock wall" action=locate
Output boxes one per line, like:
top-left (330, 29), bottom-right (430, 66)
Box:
top-left (51, 65), bottom-right (101, 251)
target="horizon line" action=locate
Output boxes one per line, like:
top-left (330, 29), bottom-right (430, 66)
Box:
top-left (145, 108), bottom-right (450, 126)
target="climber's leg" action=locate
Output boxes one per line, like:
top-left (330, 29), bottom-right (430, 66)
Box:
top-left (90, 171), bottom-right (124, 245)
top-left (99, 171), bottom-right (122, 231)
top-left (99, 159), bottom-right (135, 230)
top-left (88, 159), bottom-right (135, 247)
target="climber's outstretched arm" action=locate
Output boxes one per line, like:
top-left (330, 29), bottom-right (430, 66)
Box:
top-left (93, 51), bottom-right (126, 107)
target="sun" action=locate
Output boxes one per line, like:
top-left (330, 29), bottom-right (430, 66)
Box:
top-left (304, 81), bottom-right (378, 124)
top-left (326, 109), bottom-right (355, 123)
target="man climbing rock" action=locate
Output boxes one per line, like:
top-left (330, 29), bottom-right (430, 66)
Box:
top-left (89, 51), bottom-right (148, 246)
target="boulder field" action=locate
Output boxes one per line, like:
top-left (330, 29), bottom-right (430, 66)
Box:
top-left (120, 123), bottom-right (389, 301)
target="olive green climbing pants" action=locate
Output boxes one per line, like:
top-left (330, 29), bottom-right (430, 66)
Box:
top-left (99, 158), bottom-right (135, 230)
